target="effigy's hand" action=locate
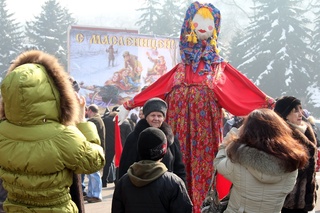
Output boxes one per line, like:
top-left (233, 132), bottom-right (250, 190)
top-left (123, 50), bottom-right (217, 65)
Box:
top-left (267, 96), bottom-right (276, 109)
top-left (113, 105), bottom-right (129, 125)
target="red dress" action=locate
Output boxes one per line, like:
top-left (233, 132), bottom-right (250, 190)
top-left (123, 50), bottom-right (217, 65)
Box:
top-left (124, 60), bottom-right (274, 213)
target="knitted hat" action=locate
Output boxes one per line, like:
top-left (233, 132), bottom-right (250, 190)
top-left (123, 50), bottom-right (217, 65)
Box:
top-left (143, 98), bottom-right (167, 117)
top-left (274, 96), bottom-right (301, 119)
top-left (137, 127), bottom-right (167, 161)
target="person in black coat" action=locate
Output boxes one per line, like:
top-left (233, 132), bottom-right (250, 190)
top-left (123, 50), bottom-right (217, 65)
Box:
top-left (112, 127), bottom-right (192, 213)
top-left (102, 106), bottom-right (132, 187)
top-left (118, 98), bottom-right (186, 183)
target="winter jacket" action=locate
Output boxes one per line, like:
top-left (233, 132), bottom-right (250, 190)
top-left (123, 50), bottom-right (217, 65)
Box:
top-left (112, 160), bottom-right (192, 213)
top-left (103, 111), bottom-right (132, 150)
top-left (0, 50), bottom-right (105, 213)
top-left (88, 114), bottom-right (106, 150)
top-left (214, 129), bottom-right (299, 213)
top-left (282, 122), bottom-right (318, 211)
top-left (118, 119), bottom-right (186, 182)
top-left (102, 112), bottom-right (132, 184)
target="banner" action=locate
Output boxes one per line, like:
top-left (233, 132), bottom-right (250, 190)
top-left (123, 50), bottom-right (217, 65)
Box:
top-left (68, 25), bottom-right (180, 109)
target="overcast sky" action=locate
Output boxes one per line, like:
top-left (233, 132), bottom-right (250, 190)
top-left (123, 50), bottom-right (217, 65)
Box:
top-left (7, 0), bottom-right (143, 24)
top-left (6, 0), bottom-right (253, 28)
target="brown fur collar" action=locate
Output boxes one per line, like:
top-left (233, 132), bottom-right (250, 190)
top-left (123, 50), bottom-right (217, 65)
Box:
top-left (289, 121), bottom-right (317, 150)
top-left (283, 121), bottom-right (317, 210)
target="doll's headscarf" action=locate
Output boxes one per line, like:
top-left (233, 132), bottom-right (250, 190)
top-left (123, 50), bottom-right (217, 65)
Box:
top-left (180, 1), bottom-right (224, 73)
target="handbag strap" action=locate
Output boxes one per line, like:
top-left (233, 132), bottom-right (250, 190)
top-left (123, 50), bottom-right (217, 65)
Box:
top-left (208, 169), bottom-right (221, 204)
top-left (207, 169), bottom-right (217, 192)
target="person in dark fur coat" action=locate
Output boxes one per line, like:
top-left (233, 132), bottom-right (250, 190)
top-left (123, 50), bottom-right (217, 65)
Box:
top-left (274, 96), bottom-right (318, 213)
top-left (118, 98), bottom-right (186, 183)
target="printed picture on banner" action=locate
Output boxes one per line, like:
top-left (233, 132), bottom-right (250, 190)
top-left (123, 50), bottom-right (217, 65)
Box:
top-left (68, 25), bottom-right (180, 109)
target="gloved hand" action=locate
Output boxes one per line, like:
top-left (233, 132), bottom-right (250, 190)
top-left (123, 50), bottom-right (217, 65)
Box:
top-left (114, 105), bottom-right (129, 125)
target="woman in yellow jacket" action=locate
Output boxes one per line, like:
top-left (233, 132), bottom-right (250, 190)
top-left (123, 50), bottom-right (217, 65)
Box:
top-left (0, 50), bottom-right (105, 212)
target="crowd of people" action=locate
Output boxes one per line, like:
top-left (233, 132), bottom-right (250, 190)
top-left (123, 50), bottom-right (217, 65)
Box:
top-left (0, 50), bottom-right (319, 213)
top-left (116, 2), bottom-right (274, 212)
top-left (0, 1), bottom-right (319, 213)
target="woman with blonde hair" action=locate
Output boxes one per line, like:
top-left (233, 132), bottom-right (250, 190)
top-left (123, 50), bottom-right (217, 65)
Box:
top-left (214, 108), bottom-right (308, 212)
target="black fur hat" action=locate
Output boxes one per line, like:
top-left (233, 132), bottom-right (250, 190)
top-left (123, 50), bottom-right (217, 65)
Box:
top-left (143, 98), bottom-right (167, 117)
top-left (274, 96), bottom-right (301, 119)
top-left (137, 127), bottom-right (167, 161)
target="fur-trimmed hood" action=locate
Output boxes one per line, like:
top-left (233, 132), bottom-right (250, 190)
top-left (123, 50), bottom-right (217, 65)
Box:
top-left (236, 145), bottom-right (288, 177)
top-left (0, 50), bottom-right (78, 126)
top-left (133, 119), bottom-right (174, 146)
top-left (215, 137), bottom-right (299, 212)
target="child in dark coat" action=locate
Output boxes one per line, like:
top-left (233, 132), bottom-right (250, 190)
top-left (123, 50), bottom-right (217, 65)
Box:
top-left (112, 127), bottom-right (192, 213)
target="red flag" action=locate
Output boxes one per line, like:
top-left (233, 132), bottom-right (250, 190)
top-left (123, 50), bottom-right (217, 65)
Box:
top-left (114, 115), bottom-right (123, 167)
top-left (216, 172), bottom-right (232, 200)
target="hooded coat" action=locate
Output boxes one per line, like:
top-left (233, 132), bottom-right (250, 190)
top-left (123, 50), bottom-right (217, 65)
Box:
top-left (118, 119), bottom-right (186, 183)
top-left (112, 160), bottom-right (192, 213)
top-left (0, 50), bottom-right (105, 212)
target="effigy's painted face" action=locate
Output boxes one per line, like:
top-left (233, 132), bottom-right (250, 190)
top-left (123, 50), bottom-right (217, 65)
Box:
top-left (192, 13), bottom-right (214, 40)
